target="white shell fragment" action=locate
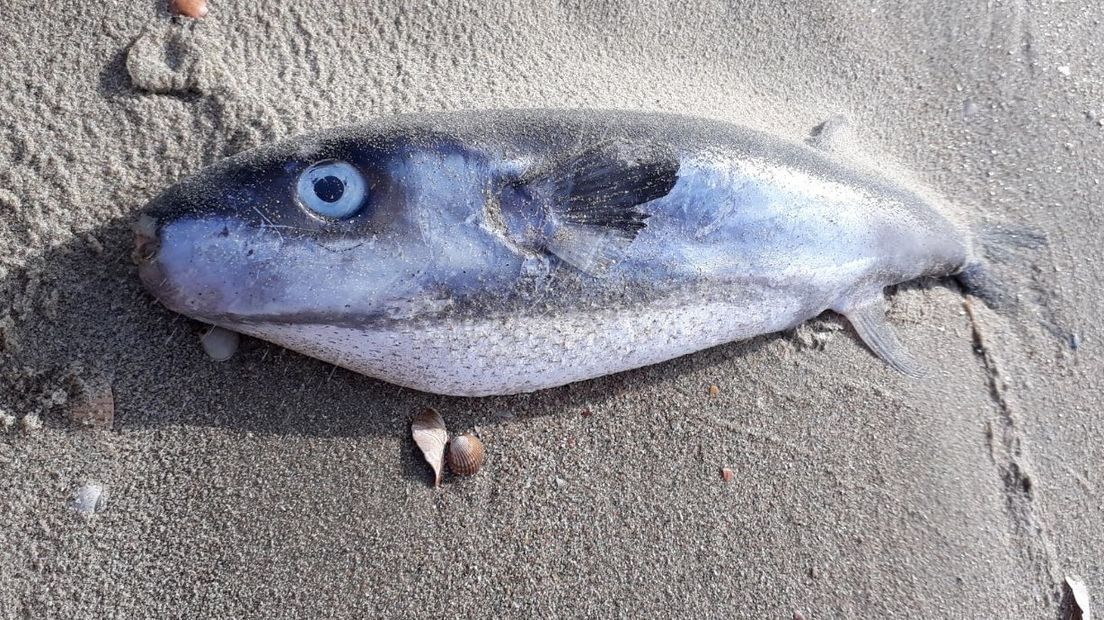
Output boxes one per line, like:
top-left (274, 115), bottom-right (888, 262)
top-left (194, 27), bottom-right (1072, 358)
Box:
top-left (71, 483), bottom-right (107, 515)
top-left (411, 408), bottom-right (448, 487)
top-left (1067, 575), bottom-right (1092, 620)
top-left (200, 326), bottom-right (240, 361)
top-left (447, 433), bottom-right (485, 477)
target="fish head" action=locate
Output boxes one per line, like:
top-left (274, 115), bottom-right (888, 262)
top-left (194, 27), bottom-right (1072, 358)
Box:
top-left (135, 132), bottom-right (521, 330)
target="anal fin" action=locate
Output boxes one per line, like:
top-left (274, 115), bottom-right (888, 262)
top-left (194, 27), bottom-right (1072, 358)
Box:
top-left (841, 296), bottom-right (922, 377)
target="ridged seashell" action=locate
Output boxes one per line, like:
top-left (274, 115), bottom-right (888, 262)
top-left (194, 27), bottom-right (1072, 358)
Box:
top-left (447, 433), bottom-right (485, 477)
top-left (412, 408), bottom-right (448, 486)
top-left (200, 326), bottom-right (239, 361)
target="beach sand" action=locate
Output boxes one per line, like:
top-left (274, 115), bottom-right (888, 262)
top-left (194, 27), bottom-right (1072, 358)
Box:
top-left (1, 1), bottom-right (1101, 617)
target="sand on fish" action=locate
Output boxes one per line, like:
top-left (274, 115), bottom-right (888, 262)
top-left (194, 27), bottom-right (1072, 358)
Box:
top-left (1, 1), bottom-right (1102, 617)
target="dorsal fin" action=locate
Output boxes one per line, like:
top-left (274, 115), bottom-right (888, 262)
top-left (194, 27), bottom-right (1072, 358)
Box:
top-left (517, 140), bottom-right (679, 275)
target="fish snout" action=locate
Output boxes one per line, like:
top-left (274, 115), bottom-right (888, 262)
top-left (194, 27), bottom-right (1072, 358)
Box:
top-left (132, 214), bottom-right (160, 266)
top-left (131, 206), bottom-right (256, 322)
top-left (133, 181), bottom-right (209, 267)
top-left (132, 213), bottom-right (173, 308)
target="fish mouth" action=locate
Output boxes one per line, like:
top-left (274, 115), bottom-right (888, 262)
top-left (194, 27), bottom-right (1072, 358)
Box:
top-left (133, 213), bottom-right (168, 301)
top-left (132, 214), bottom-right (160, 266)
top-left (131, 212), bottom-right (346, 327)
top-left (133, 213), bottom-right (196, 320)
top-left (134, 215), bottom-right (178, 313)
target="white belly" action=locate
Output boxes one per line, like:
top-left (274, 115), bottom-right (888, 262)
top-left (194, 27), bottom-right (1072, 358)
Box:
top-left (234, 297), bottom-right (806, 396)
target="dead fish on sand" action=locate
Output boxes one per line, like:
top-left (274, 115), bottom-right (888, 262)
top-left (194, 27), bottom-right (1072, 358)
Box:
top-left (134, 109), bottom-right (1007, 396)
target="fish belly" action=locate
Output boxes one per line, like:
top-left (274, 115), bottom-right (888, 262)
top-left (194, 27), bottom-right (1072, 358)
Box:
top-left (237, 295), bottom-right (810, 396)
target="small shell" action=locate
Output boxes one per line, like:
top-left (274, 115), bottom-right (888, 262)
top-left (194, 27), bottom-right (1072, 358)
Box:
top-left (720, 467), bottom-right (735, 482)
top-left (447, 433), bottom-right (485, 477)
top-left (71, 483), bottom-right (107, 515)
top-left (170, 0), bottom-right (208, 18)
top-left (200, 326), bottom-right (239, 361)
top-left (412, 408), bottom-right (448, 486)
top-left (1065, 575), bottom-right (1090, 619)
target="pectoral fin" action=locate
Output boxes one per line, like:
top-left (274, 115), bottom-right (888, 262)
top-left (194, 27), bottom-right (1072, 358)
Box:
top-left (841, 296), bottom-right (922, 377)
top-left (516, 141), bottom-right (679, 275)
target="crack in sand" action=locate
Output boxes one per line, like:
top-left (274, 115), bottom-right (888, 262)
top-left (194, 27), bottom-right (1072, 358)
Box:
top-left (964, 297), bottom-right (1061, 609)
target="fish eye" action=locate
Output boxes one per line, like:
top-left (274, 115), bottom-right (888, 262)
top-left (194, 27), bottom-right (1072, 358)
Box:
top-left (295, 160), bottom-right (366, 219)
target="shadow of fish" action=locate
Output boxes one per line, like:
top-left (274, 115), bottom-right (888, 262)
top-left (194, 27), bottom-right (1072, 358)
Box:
top-left (134, 109), bottom-right (997, 396)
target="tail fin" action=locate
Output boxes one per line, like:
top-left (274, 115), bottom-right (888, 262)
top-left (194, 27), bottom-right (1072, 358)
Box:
top-left (955, 224), bottom-right (1046, 311)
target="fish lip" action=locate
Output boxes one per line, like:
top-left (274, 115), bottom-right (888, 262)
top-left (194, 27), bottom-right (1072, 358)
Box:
top-left (131, 214), bottom-right (161, 265)
top-left (132, 209), bottom-right (231, 321)
top-left (133, 213), bottom-right (172, 306)
top-left (133, 215), bottom-right (190, 318)
top-left (131, 234), bottom-right (159, 266)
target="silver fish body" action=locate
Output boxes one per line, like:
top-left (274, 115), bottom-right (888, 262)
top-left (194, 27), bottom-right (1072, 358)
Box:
top-left (136, 109), bottom-right (975, 396)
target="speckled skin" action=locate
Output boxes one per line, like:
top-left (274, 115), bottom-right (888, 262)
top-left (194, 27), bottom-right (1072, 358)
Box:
top-left (137, 109), bottom-right (973, 396)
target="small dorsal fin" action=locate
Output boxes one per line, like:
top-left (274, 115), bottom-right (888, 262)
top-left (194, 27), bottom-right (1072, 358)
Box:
top-left (517, 141), bottom-right (679, 275)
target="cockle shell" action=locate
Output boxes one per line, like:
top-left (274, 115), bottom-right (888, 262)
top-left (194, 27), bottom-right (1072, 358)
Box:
top-left (411, 408), bottom-right (448, 486)
top-left (447, 433), bottom-right (485, 477)
top-left (170, 0), bottom-right (208, 19)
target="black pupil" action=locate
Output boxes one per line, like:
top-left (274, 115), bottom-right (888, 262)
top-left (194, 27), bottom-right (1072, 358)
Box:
top-left (313, 175), bottom-right (345, 203)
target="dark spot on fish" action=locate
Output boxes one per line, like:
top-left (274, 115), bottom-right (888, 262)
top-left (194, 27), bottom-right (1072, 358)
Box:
top-left (246, 249), bottom-right (254, 256)
top-left (313, 175), bottom-right (345, 203)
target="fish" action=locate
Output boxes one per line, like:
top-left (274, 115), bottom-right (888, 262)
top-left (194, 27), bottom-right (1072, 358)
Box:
top-left (134, 109), bottom-right (988, 397)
